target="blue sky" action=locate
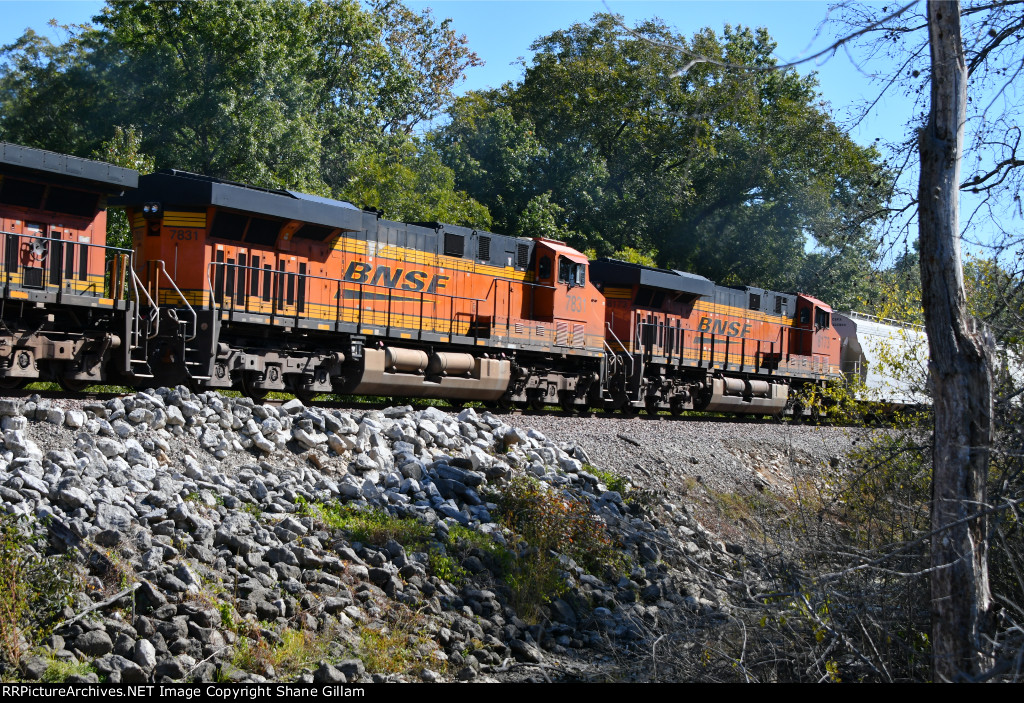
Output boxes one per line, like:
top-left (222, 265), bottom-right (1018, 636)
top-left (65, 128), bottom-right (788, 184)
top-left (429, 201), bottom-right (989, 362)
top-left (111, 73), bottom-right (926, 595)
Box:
top-left (0, 0), bottom-right (914, 149)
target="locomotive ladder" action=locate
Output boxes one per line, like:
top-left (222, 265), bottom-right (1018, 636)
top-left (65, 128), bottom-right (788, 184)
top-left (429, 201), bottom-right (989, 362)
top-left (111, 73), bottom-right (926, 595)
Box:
top-left (123, 255), bottom-right (158, 379)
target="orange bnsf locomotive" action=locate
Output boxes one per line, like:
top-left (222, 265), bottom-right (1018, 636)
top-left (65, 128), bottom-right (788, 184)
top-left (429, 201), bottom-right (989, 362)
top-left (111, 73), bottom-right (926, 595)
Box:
top-left (0, 143), bottom-right (842, 414)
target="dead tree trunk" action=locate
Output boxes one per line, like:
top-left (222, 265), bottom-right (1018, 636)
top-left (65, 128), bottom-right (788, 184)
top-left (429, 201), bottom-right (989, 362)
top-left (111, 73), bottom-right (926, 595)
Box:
top-left (918, 0), bottom-right (993, 682)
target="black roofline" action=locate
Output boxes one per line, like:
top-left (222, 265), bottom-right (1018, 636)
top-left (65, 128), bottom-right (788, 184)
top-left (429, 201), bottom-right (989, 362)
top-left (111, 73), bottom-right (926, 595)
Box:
top-left (590, 258), bottom-right (715, 298)
top-left (111, 170), bottom-right (369, 232)
top-left (0, 141), bottom-right (138, 191)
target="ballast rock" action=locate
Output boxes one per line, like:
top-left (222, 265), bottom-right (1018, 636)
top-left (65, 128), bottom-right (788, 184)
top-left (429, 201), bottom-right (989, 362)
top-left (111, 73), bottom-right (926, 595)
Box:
top-left (0, 388), bottom-right (761, 683)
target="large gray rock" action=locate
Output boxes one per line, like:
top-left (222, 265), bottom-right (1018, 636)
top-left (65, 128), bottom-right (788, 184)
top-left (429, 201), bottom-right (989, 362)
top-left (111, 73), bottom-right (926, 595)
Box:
top-left (75, 630), bottom-right (113, 657)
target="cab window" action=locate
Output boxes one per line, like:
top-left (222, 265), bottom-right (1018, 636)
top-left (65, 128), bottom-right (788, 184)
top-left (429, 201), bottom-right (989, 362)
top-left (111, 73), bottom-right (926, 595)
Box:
top-left (557, 257), bottom-right (586, 287)
top-left (558, 256), bottom-right (573, 284)
top-left (815, 308), bottom-right (831, 330)
top-left (538, 256), bottom-right (552, 280)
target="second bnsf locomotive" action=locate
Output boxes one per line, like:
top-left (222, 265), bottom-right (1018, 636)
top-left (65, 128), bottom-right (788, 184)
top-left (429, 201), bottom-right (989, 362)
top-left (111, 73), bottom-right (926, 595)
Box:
top-left (0, 143), bottom-right (842, 415)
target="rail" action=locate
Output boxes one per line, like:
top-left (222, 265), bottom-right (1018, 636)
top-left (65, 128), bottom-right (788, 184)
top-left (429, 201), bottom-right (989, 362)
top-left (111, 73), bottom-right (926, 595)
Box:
top-left (149, 260), bottom-right (198, 341)
top-left (0, 229), bottom-right (135, 298)
top-left (205, 260), bottom-right (495, 340)
top-left (127, 264), bottom-right (160, 341)
top-left (605, 322), bottom-right (634, 378)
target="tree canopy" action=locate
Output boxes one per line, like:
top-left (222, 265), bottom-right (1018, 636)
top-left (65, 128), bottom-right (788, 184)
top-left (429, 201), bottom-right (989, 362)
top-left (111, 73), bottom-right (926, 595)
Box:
top-left (0, 0), bottom-right (487, 225)
top-left (433, 14), bottom-right (892, 304)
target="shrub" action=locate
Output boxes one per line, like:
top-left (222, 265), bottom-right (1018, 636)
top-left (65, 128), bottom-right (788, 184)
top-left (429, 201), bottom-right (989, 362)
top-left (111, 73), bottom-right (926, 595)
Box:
top-left (493, 476), bottom-right (625, 620)
top-left (496, 476), bottom-right (623, 575)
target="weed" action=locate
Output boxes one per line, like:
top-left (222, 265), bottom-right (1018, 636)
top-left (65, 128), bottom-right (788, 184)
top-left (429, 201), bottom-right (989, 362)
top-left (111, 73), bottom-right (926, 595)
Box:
top-left (314, 503), bottom-right (431, 548)
top-left (427, 552), bottom-right (467, 584)
top-left (354, 611), bottom-right (444, 676)
top-left (293, 495), bottom-right (313, 518)
top-left (272, 629), bottom-right (330, 676)
top-left (241, 502), bottom-right (262, 519)
top-left (231, 632), bottom-right (272, 675)
top-left (0, 514), bottom-right (77, 665)
top-left (41, 659), bottom-right (96, 683)
top-left (444, 524), bottom-right (513, 574)
top-left (357, 625), bottom-right (418, 673)
top-left (587, 465), bottom-right (630, 495)
top-left (231, 624), bottom-right (330, 679)
top-left (99, 548), bottom-right (138, 594)
top-left (218, 601), bottom-right (237, 630)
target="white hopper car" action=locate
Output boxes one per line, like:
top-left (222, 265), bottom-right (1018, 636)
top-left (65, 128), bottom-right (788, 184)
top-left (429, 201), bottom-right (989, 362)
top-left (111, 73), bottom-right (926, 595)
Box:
top-left (833, 311), bottom-right (930, 408)
top-left (834, 311), bottom-right (1022, 409)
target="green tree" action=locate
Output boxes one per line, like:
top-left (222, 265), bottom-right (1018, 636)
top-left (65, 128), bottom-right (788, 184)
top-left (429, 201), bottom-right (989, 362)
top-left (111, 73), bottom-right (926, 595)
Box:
top-left (434, 14), bottom-right (890, 303)
top-left (0, 0), bottom-right (484, 212)
top-left (91, 125), bottom-right (155, 249)
top-left (340, 139), bottom-right (492, 226)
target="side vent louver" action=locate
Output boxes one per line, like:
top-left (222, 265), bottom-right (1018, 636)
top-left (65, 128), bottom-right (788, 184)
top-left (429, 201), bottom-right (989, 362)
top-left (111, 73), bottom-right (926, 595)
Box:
top-left (516, 243), bottom-right (529, 269)
top-left (478, 236), bottom-right (491, 261)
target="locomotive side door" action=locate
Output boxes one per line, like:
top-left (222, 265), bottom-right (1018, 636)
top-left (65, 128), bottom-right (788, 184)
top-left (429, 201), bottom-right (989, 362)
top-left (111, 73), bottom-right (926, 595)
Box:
top-left (20, 222), bottom-right (47, 289)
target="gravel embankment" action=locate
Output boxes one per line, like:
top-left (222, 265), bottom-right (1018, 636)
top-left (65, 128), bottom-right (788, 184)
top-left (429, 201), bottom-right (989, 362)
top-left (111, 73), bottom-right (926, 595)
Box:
top-left (506, 413), bottom-right (866, 536)
top-left (0, 390), bottom-right (865, 683)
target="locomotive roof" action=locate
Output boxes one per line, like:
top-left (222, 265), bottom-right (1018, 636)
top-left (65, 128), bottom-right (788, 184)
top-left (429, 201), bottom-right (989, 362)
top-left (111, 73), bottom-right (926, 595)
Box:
top-left (113, 170), bottom-right (369, 232)
top-left (590, 258), bottom-right (715, 298)
top-left (0, 141), bottom-right (138, 191)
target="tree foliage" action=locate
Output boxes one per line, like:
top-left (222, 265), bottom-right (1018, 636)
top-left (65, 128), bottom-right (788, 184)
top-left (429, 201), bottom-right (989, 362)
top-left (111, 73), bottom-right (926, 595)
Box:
top-left (340, 139), bottom-right (492, 227)
top-left (0, 0), bottom-right (485, 223)
top-left (433, 14), bottom-right (891, 304)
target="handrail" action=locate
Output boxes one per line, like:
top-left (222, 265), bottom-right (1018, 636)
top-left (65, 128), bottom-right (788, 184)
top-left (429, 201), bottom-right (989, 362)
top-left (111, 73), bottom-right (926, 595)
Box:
top-left (605, 322), bottom-right (634, 379)
top-left (0, 229), bottom-right (134, 256)
top-left (206, 267), bottom-right (218, 325)
top-left (0, 229), bottom-right (134, 297)
top-left (206, 259), bottom-right (496, 306)
top-left (127, 261), bottom-right (160, 341)
top-left (153, 260), bottom-right (198, 341)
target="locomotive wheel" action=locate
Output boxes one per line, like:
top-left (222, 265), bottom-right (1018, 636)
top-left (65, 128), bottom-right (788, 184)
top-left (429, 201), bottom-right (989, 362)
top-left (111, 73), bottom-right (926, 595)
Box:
top-left (644, 396), bottom-right (660, 416)
top-left (559, 393), bottom-right (576, 414)
top-left (57, 376), bottom-right (90, 393)
top-left (527, 394), bottom-right (545, 411)
top-left (240, 373), bottom-right (268, 402)
top-left (620, 402), bottom-right (637, 416)
top-left (669, 397), bottom-right (684, 417)
top-left (294, 388), bottom-right (321, 404)
top-left (0, 377), bottom-right (28, 390)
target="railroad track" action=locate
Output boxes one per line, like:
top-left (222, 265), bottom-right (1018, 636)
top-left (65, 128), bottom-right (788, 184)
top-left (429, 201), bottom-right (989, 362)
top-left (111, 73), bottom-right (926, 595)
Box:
top-left (0, 388), bottom-right (844, 425)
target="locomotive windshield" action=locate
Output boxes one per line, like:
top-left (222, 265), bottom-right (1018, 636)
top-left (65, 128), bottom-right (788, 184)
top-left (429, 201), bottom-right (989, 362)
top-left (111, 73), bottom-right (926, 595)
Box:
top-left (815, 308), bottom-right (831, 330)
top-left (558, 257), bottom-right (586, 287)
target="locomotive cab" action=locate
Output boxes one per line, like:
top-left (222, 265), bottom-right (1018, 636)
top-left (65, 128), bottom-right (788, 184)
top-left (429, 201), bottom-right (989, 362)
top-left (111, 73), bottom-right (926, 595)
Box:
top-left (530, 239), bottom-right (604, 331)
top-left (791, 294), bottom-right (841, 376)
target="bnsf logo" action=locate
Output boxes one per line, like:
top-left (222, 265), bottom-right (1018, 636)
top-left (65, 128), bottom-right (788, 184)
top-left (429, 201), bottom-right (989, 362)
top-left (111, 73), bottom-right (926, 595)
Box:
top-left (697, 317), bottom-right (753, 338)
top-left (343, 262), bottom-right (449, 293)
